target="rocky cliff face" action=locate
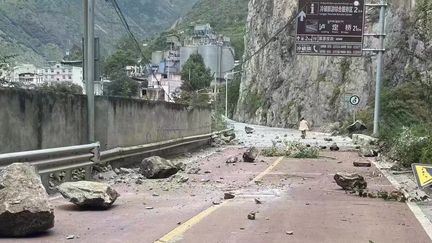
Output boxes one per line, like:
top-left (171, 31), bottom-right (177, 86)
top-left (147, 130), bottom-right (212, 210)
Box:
top-left (235, 0), bottom-right (426, 128)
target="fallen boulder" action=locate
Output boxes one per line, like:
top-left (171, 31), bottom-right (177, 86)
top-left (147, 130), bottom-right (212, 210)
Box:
top-left (0, 163), bottom-right (54, 236)
top-left (330, 143), bottom-right (340, 151)
top-left (353, 161), bottom-right (372, 167)
top-left (245, 126), bottom-right (255, 134)
top-left (347, 120), bottom-right (367, 133)
top-left (139, 156), bottom-right (180, 179)
top-left (243, 147), bottom-right (259, 162)
top-left (247, 212), bottom-right (256, 220)
top-left (58, 181), bottom-right (119, 209)
top-left (223, 130), bottom-right (236, 141)
top-left (224, 192), bottom-right (235, 200)
top-left (334, 173), bottom-right (367, 191)
top-left (359, 147), bottom-right (379, 157)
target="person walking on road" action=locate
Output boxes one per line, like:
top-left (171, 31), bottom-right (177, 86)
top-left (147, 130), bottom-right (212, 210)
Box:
top-left (299, 117), bottom-right (309, 139)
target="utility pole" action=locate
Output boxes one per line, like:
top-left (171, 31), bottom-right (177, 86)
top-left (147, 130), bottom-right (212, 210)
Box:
top-left (371, 0), bottom-right (387, 137)
top-left (83, 0), bottom-right (95, 142)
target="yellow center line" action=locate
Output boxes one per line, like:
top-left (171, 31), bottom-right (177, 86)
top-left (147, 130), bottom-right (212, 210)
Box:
top-left (154, 156), bottom-right (285, 243)
top-left (250, 156), bottom-right (284, 184)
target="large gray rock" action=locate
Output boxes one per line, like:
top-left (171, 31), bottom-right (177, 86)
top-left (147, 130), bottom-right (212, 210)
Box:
top-left (243, 147), bottom-right (259, 162)
top-left (334, 173), bottom-right (367, 191)
top-left (245, 126), bottom-right (255, 134)
top-left (58, 181), bottom-right (119, 209)
top-left (139, 156), bottom-right (180, 179)
top-left (359, 147), bottom-right (379, 157)
top-left (347, 121), bottom-right (368, 133)
top-left (0, 163), bottom-right (54, 236)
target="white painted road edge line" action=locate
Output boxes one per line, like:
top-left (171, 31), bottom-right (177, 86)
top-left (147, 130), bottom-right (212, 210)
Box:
top-left (370, 158), bottom-right (432, 240)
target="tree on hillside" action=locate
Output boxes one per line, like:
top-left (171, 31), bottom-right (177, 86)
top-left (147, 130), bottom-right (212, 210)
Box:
top-left (180, 53), bottom-right (213, 91)
top-left (103, 37), bottom-right (140, 97)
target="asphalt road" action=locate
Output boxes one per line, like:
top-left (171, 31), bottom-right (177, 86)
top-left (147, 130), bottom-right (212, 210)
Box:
top-left (2, 122), bottom-right (431, 243)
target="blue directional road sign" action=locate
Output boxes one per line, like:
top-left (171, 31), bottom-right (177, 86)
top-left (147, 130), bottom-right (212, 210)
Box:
top-left (296, 0), bottom-right (366, 57)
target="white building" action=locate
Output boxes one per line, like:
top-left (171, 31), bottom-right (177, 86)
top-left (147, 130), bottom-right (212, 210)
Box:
top-left (10, 64), bottom-right (43, 85)
top-left (145, 73), bottom-right (182, 102)
top-left (41, 63), bottom-right (84, 90)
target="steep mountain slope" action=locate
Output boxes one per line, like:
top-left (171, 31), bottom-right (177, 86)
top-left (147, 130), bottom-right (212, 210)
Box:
top-left (0, 0), bottom-right (198, 64)
top-left (235, 0), bottom-right (430, 128)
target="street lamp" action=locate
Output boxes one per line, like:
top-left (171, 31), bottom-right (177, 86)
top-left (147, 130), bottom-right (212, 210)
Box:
top-left (224, 71), bottom-right (240, 118)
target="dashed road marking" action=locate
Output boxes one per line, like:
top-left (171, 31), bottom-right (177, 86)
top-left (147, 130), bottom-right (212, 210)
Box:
top-left (155, 156), bottom-right (284, 243)
top-left (155, 201), bottom-right (227, 243)
top-left (250, 156), bottom-right (284, 184)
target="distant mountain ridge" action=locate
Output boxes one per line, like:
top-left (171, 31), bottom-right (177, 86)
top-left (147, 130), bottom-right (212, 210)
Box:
top-left (0, 0), bottom-right (198, 64)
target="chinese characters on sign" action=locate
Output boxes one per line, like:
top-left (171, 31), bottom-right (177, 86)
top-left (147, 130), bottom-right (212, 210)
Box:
top-left (296, 0), bottom-right (365, 57)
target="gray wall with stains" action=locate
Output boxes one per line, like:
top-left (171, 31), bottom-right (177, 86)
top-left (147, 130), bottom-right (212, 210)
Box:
top-left (0, 89), bottom-right (211, 153)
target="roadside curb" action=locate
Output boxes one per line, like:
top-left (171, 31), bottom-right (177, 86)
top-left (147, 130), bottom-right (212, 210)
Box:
top-left (368, 158), bottom-right (432, 241)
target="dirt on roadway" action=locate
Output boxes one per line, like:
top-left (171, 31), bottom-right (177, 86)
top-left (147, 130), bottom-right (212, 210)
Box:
top-left (1, 122), bottom-right (431, 242)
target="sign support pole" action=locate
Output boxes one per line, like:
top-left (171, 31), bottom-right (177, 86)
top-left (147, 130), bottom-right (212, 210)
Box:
top-left (84, 0), bottom-right (95, 142)
top-left (372, 0), bottom-right (387, 137)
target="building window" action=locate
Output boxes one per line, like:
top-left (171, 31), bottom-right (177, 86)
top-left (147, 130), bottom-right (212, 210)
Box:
top-left (62, 69), bottom-right (65, 73)
top-left (62, 75), bottom-right (66, 79)
top-left (68, 75), bottom-right (72, 80)
top-left (57, 78), bottom-right (60, 81)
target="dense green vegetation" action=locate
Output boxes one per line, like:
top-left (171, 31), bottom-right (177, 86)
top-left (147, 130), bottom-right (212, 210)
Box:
top-left (180, 54), bottom-right (213, 91)
top-left (262, 142), bottom-right (319, 159)
top-left (103, 38), bottom-right (140, 97)
top-left (352, 0), bottom-right (432, 166)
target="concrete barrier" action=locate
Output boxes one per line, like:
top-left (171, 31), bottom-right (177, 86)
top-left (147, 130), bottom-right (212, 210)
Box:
top-left (0, 89), bottom-right (211, 153)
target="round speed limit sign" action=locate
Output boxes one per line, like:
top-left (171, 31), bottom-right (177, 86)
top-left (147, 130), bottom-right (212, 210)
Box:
top-left (350, 95), bottom-right (360, 106)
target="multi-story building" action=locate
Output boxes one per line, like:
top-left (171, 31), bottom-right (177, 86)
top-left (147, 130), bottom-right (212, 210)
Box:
top-left (7, 63), bottom-right (85, 93)
top-left (41, 63), bottom-right (84, 90)
top-left (9, 64), bottom-right (43, 85)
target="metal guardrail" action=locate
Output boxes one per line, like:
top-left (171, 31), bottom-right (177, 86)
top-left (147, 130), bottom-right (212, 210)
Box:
top-left (0, 142), bottom-right (100, 193)
top-left (0, 129), bottom-right (233, 193)
top-left (100, 130), bottom-right (232, 163)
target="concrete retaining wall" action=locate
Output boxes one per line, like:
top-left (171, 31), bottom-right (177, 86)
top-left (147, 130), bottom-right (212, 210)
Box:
top-left (0, 89), bottom-right (211, 153)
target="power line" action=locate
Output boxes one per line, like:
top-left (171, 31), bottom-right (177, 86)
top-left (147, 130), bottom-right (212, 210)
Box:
top-left (107, 0), bottom-right (175, 101)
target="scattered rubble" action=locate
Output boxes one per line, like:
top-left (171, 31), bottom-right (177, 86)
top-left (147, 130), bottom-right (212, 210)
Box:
top-left (243, 147), bottom-right (259, 162)
top-left (245, 126), bottom-right (255, 134)
top-left (334, 173), bottom-right (367, 191)
top-left (247, 212), bottom-right (256, 220)
top-left (186, 167), bottom-right (201, 174)
top-left (66, 235), bottom-right (76, 240)
top-left (355, 189), bottom-right (408, 202)
top-left (347, 120), bottom-right (367, 133)
top-left (58, 181), bottom-right (120, 209)
top-left (353, 160), bottom-right (372, 167)
top-left (330, 143), bottom-right (340, 151)
top-left (139, 156), bottom-right (182, 179)
top-left (0, 163), bottom-right (55, 236)
top-left (224, 192), bottom-right (235, 200)
top-left (286, 231), bottom-right (294, 235)
top-left (226, 156), bottom-right (239, 164)
top-left (359, 147), bottom-right (379, 157)
top-left (254, 198), bottom-right (262, 204)
top-left (324, 138), bottom-right (333, 142)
